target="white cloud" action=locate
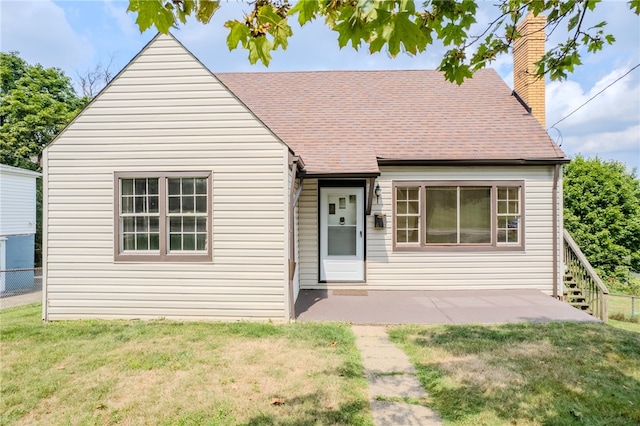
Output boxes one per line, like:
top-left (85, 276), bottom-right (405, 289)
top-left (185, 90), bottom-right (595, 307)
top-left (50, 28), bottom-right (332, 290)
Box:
top-left (561, 125), bottom-right (640, 153)
top-left (547, 66), bottom-right (640, 171)
top-left (0, 0), bottom-right (94, 72)
top-left (103, 0), bottom-right (137, 36)
top-left (547, 66), bottom-right (640, 132)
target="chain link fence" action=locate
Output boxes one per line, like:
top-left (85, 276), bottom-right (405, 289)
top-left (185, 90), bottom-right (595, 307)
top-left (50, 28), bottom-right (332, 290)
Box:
top-left (0, 267), bottom-right (42, 309)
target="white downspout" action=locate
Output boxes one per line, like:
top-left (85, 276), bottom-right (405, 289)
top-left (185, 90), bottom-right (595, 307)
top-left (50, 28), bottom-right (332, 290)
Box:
top-left (552, 164), bottom-right (561, 299)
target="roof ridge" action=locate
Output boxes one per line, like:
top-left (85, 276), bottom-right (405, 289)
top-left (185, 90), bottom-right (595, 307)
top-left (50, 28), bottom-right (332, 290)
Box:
top-left (213, 68), bottom-right (495, 76)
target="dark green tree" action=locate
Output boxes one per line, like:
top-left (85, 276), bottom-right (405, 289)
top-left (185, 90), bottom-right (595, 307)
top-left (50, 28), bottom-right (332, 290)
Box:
top-left (1, 52), bottom-right (89, 266)
top-left (564, 156), bottom-right (640, 289)
top-left (0, 51), bottom-right (88, 171)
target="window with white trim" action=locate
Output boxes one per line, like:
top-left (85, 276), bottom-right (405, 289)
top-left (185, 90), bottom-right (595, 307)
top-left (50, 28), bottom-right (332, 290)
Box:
top-left (393, 181), bottom-right (523, 250)
top-left (120, 178), bottom-right (160, 251)
top-left (167, 177), bottom-right (208, 252)
top-left (115, 172), bottom-right (212, 262)
top-left (497, 186), bottom-right (521, 244)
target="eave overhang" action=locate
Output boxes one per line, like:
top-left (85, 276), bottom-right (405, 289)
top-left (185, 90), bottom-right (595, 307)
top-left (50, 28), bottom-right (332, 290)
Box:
top-left (300, 171), bottom-right (381, 179)
top-left (377, 158), bottom-right (570, 166)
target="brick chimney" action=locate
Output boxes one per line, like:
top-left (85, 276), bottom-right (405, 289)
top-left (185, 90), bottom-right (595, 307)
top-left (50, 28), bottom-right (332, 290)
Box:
top-left (513, 12), bottom-right (546, 128)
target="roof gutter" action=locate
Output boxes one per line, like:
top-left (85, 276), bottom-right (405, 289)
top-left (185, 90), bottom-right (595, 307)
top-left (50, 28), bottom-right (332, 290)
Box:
top-left (377, 158), bottom-right (570, 166)
top-left (300, 172), bottom-right (381, 179)
top-left (552, 163), bottom-right (561, 299)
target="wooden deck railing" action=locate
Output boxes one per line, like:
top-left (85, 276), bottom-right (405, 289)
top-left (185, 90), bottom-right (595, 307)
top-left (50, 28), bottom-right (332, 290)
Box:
top-left (563, 229), bottom-right (609, 321)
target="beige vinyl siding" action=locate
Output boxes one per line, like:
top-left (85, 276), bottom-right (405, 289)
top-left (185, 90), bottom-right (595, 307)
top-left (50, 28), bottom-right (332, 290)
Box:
top-left (298, 166), bottom-right (560, 293)
top-left (298, 179), bottom-right (319, 288)
top-left (43, 34), bottom-right (289, 321)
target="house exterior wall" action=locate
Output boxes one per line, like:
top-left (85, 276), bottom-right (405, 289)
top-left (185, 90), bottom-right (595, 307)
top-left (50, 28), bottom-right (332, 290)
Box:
top-left (1, 235), bottom-right (36, 291)
top-left (0, 165), bottom-right (39, 237)
top-left (43, 35), bottom-right (290, 321)
top-left (0, 165), bottom-right (39, 292)
top-left (298, 179), bottom-right (320, 289)
top-left (298, 166), bottom-right (561, 293)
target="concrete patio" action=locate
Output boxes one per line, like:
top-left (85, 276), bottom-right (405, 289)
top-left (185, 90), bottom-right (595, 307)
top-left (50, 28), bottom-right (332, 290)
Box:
top-left (295, 289), bottom-right (601, 324)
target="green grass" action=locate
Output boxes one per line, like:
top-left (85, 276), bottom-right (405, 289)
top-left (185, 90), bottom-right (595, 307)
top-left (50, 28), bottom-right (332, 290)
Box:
top-left (608, 319), bottom-right (640, 333)
top-left (389, 322), bottom-right (640, 425)
top-left (1, 304), bottom-right (373, 426)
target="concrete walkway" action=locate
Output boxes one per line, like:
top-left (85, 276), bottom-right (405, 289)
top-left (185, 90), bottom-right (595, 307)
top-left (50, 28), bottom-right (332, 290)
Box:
top-left (353, 325), bottom-right (442, 426)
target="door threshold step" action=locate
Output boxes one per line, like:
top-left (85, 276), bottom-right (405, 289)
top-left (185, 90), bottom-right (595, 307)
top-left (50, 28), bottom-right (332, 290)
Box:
top-left (333, 289), bottom-right (369, 296)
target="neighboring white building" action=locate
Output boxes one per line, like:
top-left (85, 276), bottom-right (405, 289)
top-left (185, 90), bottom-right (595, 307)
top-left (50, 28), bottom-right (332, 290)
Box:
top-left (0, 164), bottom-right (41, 292)
top-left (42, 29), bottom-right (566, 322)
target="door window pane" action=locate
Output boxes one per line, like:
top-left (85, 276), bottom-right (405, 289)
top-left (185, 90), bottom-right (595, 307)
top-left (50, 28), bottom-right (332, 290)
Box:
top-left (327, 194), bottom-right (357, 226)
top-left (328, 226), bottom-right (356, 256)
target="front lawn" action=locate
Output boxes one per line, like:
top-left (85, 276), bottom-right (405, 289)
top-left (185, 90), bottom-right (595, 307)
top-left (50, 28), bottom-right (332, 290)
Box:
top-left (0, 304), bottom-right (372, 425)
top-left (389, 322), bottom-right (640, 425)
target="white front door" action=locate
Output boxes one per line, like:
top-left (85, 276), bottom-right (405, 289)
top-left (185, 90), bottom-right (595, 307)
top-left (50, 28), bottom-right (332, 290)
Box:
top-left (320, 187), bottom-right (365, 282)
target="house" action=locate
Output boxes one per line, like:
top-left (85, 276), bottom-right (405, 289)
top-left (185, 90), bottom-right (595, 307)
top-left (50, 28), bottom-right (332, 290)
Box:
top-left (0, 164), bottom-right (41, 292)
top-left (42, 14), bottom-right (567, 321)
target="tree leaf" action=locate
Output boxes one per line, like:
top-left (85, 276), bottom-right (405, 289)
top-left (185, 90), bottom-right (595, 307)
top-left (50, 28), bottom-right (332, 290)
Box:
top-left (333, 4), bottom-right (369, 50)
top-left (247, 36), bottom-right (273, 65)
top-left (224, 20), bottom-right (250, 50)
top-left (290, 0), bottom-right (320, 25)
top-left (127, 0), bottom-right (175, 33)
top-left (439, 49), bottom-right (473, 85)
top-left (258, 4), bottom-right (292, 50)
top-left (196, 0), bottom-right (220, 24)
top-left (124, 0), bottom-right (636, 84)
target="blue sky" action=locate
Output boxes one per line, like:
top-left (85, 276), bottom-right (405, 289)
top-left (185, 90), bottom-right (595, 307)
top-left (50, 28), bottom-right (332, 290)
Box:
top-left (1, 0), bottom-right (639, 172)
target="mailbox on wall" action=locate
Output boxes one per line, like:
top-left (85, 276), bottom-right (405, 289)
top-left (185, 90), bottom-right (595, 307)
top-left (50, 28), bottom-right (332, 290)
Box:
top-left (374, 214), bottom-right (386, 229)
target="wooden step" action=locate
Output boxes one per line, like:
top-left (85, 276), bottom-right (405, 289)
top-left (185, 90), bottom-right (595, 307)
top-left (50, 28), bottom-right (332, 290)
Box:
top-left (569, 302), bottom-right (591, 310)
